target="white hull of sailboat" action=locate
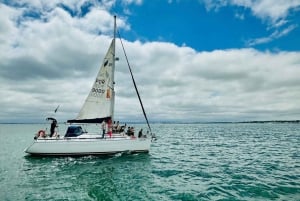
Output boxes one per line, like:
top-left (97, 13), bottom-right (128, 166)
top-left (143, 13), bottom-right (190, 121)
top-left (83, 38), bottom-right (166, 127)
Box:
top-left (25, 137), bottom-right (151, 156)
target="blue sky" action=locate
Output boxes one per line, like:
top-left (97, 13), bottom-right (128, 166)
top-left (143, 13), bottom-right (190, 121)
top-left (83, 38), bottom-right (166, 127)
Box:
top-left (112, 1), bottom-right (300, 51)
top-left (0, 0), bottom-right (300, 123)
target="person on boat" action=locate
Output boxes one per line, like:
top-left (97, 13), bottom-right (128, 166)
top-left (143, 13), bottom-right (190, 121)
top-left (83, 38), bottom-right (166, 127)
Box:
top-left (138, 129), bottom-right (147, 138)
top-left (107, 119), bottom-right (112, 138)
top-left (138, 129), bottom-right (143, 138)
top-left (112, 121), bottom-right (116, 132)
top-left (126, 127), bottom-right (135, 137)
top-left (35, 130), bottom-right (46, 139)
top-left (126, 126), bottom-right (131, 136)
top-left (120, 123), bottom-right (127, 132)
top-left (101, 120), bottom-right (107, 138)
top-left (116, 121), bottom-right (121, 133)
top-left (50, 119), bottom-right (57, 137)
top-left (113, 121), bottom-right (120, 133)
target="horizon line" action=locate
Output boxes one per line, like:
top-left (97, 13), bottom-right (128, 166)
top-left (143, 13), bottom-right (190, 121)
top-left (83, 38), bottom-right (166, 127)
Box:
top-left (1, 120), bottom-right (299, 124)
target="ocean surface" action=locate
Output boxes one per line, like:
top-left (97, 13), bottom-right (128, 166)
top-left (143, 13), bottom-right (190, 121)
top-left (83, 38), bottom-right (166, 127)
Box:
top-left (0, 123), bottom-right (299, 201)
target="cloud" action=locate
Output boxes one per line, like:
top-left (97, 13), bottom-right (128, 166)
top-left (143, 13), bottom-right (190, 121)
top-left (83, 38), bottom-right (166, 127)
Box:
top-left (203, 0), bottom-right (300, 23)
top-left (247, 0), bottom-right (300, 23)
top-left (121, 0), bottom-right (143, 5)
top-left (202, 0), bottom-right (300, 47)
top-left (1, 2), bottom-right (300, 123)
top-left (246, 24), bottom-right (298, 46)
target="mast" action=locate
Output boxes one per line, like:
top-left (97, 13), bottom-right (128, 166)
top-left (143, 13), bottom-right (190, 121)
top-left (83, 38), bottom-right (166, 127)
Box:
top-left (111, 15), bottom-right (117, 123)
top-left (113, 15), bottom-right (116, 44)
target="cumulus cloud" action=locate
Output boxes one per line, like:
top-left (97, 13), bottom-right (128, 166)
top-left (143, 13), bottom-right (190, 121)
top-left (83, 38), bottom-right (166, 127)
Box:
top-left (0, 1), bottom-right (300, 123)
top-left (124, 45), bottom-right (300, 121)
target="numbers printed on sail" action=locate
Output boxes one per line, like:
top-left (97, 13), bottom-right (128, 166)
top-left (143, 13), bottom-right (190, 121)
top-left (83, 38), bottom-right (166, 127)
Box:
top-left (92, 88), bottom-right (105, 94)
top-left (95, 79), bottom-right (105, 84)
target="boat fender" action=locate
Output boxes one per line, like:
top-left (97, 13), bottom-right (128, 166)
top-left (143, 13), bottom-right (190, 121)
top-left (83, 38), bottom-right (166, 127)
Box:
top-left (38, 130), bottom-right (46, 138)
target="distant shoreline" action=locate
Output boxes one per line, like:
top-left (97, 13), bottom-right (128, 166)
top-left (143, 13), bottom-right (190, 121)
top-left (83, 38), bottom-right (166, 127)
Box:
top-left (236, 120), bottom-right (300, 124)
top-left (157, 120), bottom-right (300, 124)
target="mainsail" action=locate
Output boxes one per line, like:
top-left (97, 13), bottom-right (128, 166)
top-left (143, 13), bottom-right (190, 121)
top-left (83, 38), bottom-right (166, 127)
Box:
top-left (68, 39), bottom-right (115, 123)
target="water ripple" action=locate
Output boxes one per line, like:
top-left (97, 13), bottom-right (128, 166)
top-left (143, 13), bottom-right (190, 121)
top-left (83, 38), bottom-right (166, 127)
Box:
top-left (0, 123), bottom-right (299, 200)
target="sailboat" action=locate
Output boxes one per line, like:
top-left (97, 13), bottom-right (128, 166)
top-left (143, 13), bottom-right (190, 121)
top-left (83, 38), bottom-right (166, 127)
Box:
top-left (25, 16), bottom-right (155, 156)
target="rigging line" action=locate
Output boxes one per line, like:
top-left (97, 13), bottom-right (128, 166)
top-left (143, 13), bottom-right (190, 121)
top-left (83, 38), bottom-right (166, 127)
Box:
top-left (117, 30), bottom-right (152, 134)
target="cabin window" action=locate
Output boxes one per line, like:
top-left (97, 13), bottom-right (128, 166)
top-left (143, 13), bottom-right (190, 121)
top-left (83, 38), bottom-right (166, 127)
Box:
top-left (65, 126), bottom-right (84, 137)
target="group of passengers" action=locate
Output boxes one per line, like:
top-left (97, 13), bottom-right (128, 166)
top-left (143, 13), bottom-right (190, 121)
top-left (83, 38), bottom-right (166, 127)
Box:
top-left (112, 121), bottom-right (127, 133)
top-left (126, 126), bottom-right (147, 138)
top-left (101, 120), bottom-right (146, 138)
top-left (35, 119), bottom-right (147, 139)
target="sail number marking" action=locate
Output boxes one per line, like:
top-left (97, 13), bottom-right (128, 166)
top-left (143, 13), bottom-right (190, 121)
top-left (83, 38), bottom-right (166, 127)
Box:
top-left (95, 79), bottom-right (105, 84)
top-left (91, 79), bottom-right (107, 97)
top-left (92, 88), bottom-right (105, 94)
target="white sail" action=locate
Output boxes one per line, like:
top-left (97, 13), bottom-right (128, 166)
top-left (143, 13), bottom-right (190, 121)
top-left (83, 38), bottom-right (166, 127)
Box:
top-left (68, 39), bottom-right (115, 123)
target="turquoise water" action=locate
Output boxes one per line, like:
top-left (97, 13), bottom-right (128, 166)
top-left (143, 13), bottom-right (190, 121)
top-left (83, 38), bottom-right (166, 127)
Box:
top-left (0, 123), bottom-right (299, 200)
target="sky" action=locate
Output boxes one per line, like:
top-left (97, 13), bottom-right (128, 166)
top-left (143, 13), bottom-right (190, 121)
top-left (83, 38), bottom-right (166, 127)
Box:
top-left (0, 0), bottom-right (300, 123)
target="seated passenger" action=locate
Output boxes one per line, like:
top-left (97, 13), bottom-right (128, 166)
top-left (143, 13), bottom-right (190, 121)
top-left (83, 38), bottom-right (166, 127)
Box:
top-left (126, 126), bottom-right (133, 136)
top-left (127, 127), bottom-right (135, 137)
top-left (130, 127), bottom-right (135, 134)
top-left (120, 123), bottom-right (127, 132)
